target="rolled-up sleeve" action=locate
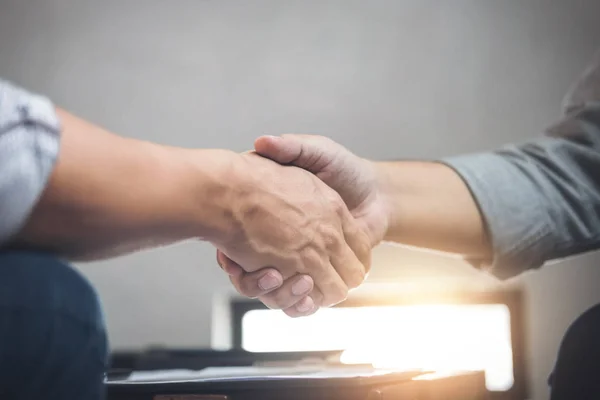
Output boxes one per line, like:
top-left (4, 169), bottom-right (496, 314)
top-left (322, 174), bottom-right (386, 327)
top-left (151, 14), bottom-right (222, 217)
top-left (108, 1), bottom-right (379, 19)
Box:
top-left (442, 103), bottom-right (600, 279)
top-left (0, 80), bottom-right (61, 245)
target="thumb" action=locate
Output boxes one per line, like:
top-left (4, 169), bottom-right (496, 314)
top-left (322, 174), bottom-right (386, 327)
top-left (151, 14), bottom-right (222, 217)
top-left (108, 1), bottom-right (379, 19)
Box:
top-left (255, 134), bottom-right (375, 211)
top-left (254, 134), bottom-right (335, 173)
top-left (254, 135), bottom-right (301, 165)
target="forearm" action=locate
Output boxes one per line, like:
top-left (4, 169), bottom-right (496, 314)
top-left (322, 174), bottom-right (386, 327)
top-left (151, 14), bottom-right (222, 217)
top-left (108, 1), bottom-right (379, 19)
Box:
top-left (374, 49), bottom-right (600, 279)
top-left (10, 109), bottom-right (237, 260)
top-left (375, 161), bottom-right (491, 259)
top-left (374, 104), bottom-right (600, 279)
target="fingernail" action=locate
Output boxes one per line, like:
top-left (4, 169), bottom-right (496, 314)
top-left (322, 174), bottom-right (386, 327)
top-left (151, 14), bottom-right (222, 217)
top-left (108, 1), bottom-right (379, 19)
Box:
top-left (292, 276), bottom-right (312, 296)
top-left (296, 297), bottom-right (314, 313)
top-left (258, 272), bottom-right (282, 291)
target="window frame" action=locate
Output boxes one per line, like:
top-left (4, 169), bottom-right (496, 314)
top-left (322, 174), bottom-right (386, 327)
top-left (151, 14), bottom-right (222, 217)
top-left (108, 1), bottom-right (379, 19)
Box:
top-left (230, 288), bottom-right (527, 400)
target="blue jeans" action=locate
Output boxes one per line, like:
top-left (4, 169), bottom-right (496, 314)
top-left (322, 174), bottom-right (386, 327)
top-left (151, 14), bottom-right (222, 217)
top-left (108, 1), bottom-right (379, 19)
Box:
top-left (0, 251), bottom-right (108, 400)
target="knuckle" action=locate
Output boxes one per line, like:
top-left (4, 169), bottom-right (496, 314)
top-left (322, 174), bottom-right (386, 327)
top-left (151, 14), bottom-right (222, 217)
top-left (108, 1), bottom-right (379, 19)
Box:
top-left (328, 193), bottom-right (346, 215)
top-left (317, 224), bottom-right (342, 252)
top-left (299, 248), bottom-right (325, 275)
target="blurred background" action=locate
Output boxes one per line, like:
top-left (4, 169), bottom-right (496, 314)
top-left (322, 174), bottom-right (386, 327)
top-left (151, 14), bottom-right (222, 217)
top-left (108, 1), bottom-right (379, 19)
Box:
top-left (2, 1), bottom-right (600, 399)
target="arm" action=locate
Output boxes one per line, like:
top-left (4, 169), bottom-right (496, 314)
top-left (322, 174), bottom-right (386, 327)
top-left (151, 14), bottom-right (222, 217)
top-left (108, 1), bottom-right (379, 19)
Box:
top-left (0, 80), bottom-right (239, 258)
top-left (244, 103), bottom-right (600, 282)
top-left (0, 80), bottom-right (371, 310)
top-left (375, 160), bottom-right (489, 259)
top-left (9, 108), bottom-right (236, 260)
top-left (385, 48), bottom-right (600, 275)
top-left (221, 110), bottom-right (600, 314)
top-left (221, 49), bottom-right (600, 313)
top-left (376, 105), bottom-right (600, 279)
top-left (249, 50), bottom-right (600, 280)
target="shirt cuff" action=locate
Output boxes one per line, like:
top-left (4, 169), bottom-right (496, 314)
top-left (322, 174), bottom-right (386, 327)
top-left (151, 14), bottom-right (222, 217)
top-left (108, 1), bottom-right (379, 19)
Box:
top-left (440, 152), bottom-right (555, 279)
top-left (0, 80), bottom-right (61, 245)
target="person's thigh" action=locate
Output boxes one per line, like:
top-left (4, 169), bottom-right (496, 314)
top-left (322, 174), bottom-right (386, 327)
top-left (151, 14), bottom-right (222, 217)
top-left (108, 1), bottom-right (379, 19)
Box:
top-left (0, 251), bottom-right (108, 400)
top-left (549, 302), bottom-right (600, 399)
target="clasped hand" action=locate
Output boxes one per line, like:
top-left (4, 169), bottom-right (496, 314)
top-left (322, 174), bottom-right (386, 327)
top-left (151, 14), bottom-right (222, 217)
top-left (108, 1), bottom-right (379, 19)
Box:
top-left (211, 148), bottom-right (372, 316)
top-left (214, 135), bottom-right (388, 317)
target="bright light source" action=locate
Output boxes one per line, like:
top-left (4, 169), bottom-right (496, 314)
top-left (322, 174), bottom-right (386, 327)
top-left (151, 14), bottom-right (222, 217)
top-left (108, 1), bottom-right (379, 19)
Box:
top-left (241, 304), bottom-right (513, 391)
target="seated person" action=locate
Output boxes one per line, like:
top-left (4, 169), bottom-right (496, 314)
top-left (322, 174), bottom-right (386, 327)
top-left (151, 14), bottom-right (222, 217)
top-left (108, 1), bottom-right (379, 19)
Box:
top-left (0, 80), bottom-right (371, 399)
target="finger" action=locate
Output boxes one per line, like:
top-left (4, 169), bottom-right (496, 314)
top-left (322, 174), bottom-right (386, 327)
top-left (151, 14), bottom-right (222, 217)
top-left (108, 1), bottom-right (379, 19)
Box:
top-left (306, 287), bottom-right (324, 308)
top-left (260, 278), bottom-right (324, 311)
top-left (296, 225), bottom-right (349, 307)
top-left (254, 134), bottom-right (328, 170)
top-left (258, 274), bottom-right (315, 310)
top-left (330, 245), bottom-right (368, 291)
top-left (282, 296), bottom-right (319, 318)
top-left (339, 206), bottom-right (372, 284)
top-left (230, 268), bottom-right (284, 298)
top-left (302, 200), bottom-right (359, 304)
top-left (256, 134), bottom-right (344, 172)
top-left (219, 249), bottom-right (317, 305)
top-left (257, 134), bottom-right (371, 211)
top-left (254, 135), bottom-right (303, 165)
top-left (216, 250), bottom-right (244, 277)
top-left (310, 259), bottom-right (349, 307)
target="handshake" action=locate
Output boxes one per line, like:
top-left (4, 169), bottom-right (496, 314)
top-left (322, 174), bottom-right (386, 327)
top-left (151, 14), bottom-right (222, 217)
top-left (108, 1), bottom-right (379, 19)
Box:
top-left (210, 134), bottom-right (390, 318)
top-left (15, 107), bottom-right (480, 316)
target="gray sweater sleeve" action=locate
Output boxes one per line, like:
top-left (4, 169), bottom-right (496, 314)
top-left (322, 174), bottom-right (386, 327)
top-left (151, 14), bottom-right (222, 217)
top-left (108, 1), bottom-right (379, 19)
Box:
top-left (442, 50), bottom-right (600, 279)
top-left (0, 80), bottom-right (61, 245)
top-left (443, 106), bottom-right (600, 279)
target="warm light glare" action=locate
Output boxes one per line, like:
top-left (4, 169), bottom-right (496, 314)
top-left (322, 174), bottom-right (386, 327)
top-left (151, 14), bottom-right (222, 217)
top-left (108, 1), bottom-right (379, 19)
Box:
top-left (242, 304), bottom-right (513, 391)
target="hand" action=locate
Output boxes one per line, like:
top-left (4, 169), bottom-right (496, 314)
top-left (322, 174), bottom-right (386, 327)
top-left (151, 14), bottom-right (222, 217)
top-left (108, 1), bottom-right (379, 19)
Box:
top-left (217, 135), bottom-right (390, 316)
top-left (213, 150), bottom-right (371, 310)
top-left (254, 134), bottom-right (390, 246)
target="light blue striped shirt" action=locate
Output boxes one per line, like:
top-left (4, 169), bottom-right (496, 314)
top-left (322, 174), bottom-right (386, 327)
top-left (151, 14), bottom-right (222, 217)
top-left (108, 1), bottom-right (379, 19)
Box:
top-left (0, 80), bottom-right (60, 244)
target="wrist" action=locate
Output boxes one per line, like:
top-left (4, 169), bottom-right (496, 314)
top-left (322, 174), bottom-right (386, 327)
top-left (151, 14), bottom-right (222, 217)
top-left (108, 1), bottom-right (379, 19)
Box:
top-left (373, 161), bottom-right (400, 243)
top-left (176, 148), bottom-right (245, 245)
top-left (346, 158), bottom-right (392, 246)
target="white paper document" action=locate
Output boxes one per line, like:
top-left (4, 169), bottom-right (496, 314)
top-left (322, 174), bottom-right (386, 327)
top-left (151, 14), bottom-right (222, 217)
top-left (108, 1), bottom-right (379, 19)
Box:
top-left (118, 365), bottom-right (406, 384)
